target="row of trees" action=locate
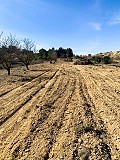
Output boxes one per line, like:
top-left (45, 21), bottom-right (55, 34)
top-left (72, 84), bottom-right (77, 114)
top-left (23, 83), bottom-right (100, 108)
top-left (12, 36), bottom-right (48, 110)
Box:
top-left (35, 47), bottom-right (73, 60)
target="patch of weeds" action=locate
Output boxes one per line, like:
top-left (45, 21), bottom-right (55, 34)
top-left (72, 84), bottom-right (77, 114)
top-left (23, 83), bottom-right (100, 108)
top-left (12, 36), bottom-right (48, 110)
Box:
top-left (19, 77), bottom-right (32, 82)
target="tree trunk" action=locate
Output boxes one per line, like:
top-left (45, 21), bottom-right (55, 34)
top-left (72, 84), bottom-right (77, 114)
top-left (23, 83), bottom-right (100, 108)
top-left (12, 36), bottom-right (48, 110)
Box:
top-left (8, 68), bottom-right (10, 75)
top-left (2, 63), bottom-right (11, 75)
top-left (26, 64), bottom-right (29, 70)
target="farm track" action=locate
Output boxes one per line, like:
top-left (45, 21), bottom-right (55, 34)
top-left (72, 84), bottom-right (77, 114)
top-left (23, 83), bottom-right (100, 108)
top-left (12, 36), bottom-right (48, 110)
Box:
top-left (0, 63), bottom-right (119, 160)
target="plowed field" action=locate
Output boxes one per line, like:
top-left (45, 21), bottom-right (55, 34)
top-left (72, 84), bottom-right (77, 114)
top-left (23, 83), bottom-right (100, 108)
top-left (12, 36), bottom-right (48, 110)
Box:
top-left (0, 62), bottom-right (120, 160)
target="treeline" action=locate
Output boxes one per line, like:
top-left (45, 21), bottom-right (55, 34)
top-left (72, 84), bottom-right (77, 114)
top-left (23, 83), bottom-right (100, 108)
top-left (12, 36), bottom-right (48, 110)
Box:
top-left (34, 47), bottom-right (73, 60)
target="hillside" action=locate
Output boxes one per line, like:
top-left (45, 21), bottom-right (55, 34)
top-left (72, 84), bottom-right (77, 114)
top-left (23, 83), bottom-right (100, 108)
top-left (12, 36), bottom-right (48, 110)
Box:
top-left (96, 51), bottom-right (120, 61)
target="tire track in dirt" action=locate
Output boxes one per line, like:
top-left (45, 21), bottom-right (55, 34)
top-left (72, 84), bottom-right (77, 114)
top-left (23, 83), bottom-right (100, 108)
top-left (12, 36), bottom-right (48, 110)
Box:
top-left (72, 72), bottom-right (112, 160)
top-left (9, 66), bottom-right (75, 159)
top-left (76, 65), bottom-right (120, 159)
top-left (0, 69), bottom-right (50, 101)
top-left (0, 69), bottom-right (58, 126)
top-left (24, 71), bottom-right (76, 160)
top-left (0, 65), bottom-right (74, 159)
top-left (43, 65), bottom-right (112, 160)
top-left (0, 70), bottom-right (50, 97)
top-left (46, 72), bottom-right (80, 160)
top-left (0, 65), bottom-right (69, 159)
top-left (0, 68), bottom-right (60, 137)
top-left (44, 67), bottom-right (111, 160)
top-left (0, 80), bottom-right (47, 126)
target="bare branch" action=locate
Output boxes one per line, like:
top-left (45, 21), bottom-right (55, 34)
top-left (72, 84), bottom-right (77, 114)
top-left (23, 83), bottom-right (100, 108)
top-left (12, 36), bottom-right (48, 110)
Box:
top-left (22, 38), bottom-right (35, 51)
top-left (1, 33), bottom-right (20, 48)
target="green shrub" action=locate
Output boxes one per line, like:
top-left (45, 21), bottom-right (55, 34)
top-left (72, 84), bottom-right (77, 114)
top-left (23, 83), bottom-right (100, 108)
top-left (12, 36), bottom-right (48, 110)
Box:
top-left (102, 56), bottom-right (112, 64)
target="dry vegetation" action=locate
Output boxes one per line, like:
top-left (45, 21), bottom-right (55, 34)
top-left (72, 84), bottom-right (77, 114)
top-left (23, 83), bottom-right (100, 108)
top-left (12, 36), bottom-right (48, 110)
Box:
top-left (0, 61), bottom-right (120, 160)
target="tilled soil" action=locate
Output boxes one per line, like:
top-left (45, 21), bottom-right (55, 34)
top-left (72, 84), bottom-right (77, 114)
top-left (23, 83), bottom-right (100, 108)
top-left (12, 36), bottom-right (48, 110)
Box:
top-left (0, 63), bottom-right (120, 160)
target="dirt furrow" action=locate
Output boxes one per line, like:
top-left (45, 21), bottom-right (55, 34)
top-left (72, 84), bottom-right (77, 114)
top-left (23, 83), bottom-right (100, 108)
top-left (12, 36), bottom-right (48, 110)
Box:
top-left (0, 67), bottom-right (65, 159)
top-left (73, 73), bottom-right (112, 160)
top-left (0, 63), bottom-right (119, 160)
top-left (76, 65), bottom-right (120, 159)
top-left (0, 70), bottom-right (50, 97)
top-left (0, 80), bottom-right (47, 126)
top-left (0, 67), bottom-right (75, 160)
top-left (25, 72), bottom-right (76, 160)
top-left (0, 70), bottom-right (53, 104)
top-left (0, 70), bottom-right (58, 126)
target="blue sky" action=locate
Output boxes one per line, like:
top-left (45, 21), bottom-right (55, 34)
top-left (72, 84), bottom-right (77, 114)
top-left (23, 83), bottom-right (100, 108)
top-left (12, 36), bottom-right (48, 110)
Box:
top-left (0, 0), bottom-right (120, 54)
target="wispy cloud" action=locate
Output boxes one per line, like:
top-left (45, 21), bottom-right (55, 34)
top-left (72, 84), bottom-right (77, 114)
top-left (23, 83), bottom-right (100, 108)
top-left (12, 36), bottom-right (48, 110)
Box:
top-left (108, 12), bottom-right (120, 25)
top-left (89, 22), bottom-right (101, 31)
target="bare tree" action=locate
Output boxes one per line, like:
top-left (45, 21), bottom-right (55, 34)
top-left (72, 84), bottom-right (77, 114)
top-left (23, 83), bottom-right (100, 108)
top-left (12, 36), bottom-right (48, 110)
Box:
top-left (22, 38), bottom-right (35, 50)
top-left (17, 38), bottom-right (35, 70)
top-left (18, 49), bottom-right (33, 70)
top-left (0, 34), bottom-right (19, 75)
